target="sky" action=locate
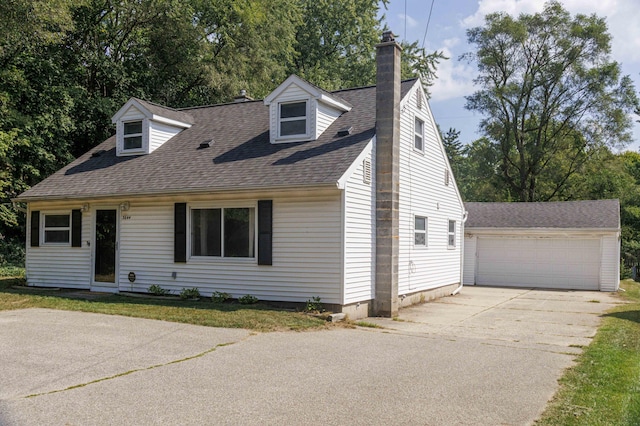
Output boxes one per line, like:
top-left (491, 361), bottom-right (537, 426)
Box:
top-left (379, 0), bottom-right (640, 151)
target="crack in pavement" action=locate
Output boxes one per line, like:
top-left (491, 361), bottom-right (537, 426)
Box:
top-left (23, 338), bottom-right (247, 399)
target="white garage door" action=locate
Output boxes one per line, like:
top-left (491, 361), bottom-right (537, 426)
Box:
top-left (476, 237), bottom-right (601, 290)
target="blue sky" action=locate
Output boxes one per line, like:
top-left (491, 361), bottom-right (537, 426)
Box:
top-left (379, 0), bottom-right (640, 151)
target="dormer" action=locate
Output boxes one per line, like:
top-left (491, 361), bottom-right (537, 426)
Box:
top-left (263, 75), bottom-right (352, 144)
top-left (111, 98), bottom-right (194, 157)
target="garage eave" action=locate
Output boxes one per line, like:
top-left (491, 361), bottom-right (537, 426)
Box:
top-left (466, 227), bottom-right (620, 236)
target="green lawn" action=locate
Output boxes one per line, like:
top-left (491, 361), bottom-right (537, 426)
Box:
top-left (537, 279), bottom-right (640, 425)
top-left (0, 276), bottom-right (327, 332)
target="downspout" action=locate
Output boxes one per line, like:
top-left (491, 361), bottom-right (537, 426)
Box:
top-left (452, 210), bottom-right (468, 295)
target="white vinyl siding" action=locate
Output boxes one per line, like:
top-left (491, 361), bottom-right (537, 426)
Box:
top-left (343, 148), bottom-right (375, 304)
top-left (397, 83), bottom-right (464, 295)
top-left (316, 102), bottom-right (342, 139)
top-left (600, 234), bottom-right (620, 291)
top-left (463, 235), bottom-right (476, 285)
top-left (26, 203), bottom-right (91, 289)
top-left (117, 194), bottom-right (343, 303)
top-left (149, 121), bottom-right (182, 153)
top-left (268, 83), bottom-right (315, 143)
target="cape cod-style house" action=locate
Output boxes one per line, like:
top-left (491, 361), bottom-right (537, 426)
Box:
top-left (16, 32), bottom-right (466, 318)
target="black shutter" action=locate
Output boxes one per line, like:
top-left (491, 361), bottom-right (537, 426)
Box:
top-left (30, 210), bottom-right (40, 247)
top-left (71, 209), bottom-right (82, 247)
top-left (174, 203), bottom-right (187, 262)
top-left (257, 200), bottom-right (272, 265)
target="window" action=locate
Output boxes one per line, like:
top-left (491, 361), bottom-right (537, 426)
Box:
top-left (123, 120), bottom-right (143, 150)
top-left (43, 213), bottom-right (70, 244)
top-left (279, 101), bottom-right (307, 137)
top-left (415, 216), bottom-right (427, 246)
top-left (191, 207), bottom-right (255, 258)
top-left (414, 117), bottom-right (424, 151)
top-left (448, 220), bottom-right (456, 248)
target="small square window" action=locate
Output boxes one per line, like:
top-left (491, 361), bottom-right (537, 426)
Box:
top-left (43, 213), bottom-right (70, 244)
top-left (414, 118), bottom-right (424, 151)
top-left (448, 220), bottom-right (456, 248)
top-left (279, 101), bottom-right (307, 137)
top-left (415, 216), bottom-right (427, 246)
top-left (123, 120), bottom-right (143, 150)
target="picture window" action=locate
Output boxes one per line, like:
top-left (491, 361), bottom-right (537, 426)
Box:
top-left (191, 207), bottom-right (255, 258)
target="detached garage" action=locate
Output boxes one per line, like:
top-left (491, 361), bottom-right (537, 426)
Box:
top-left (463, 200), bottom-right (620, 291)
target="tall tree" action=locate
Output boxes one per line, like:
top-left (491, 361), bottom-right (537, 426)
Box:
top-left (463, 1), bottom-right (638, 202)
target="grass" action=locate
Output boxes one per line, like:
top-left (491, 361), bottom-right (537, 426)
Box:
top-left (536, 279), bottom-right (640, 425)
top-left (0, 276), bottom-right (327, 332)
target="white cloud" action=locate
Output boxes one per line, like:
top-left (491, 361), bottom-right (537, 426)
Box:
top-left (429, 46), bottom-right (477, 102)
top-left (397, 13), bottom-right (419, 29)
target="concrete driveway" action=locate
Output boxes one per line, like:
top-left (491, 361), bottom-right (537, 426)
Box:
top-left (0, 286), bottom-right (622, 425)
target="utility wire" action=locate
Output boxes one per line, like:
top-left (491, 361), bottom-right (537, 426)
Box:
top-left (421, 0), bottom-right (436, 49)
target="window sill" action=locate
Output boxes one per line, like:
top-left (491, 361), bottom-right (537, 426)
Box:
top-left (188, 256), bottom-right (257, 265)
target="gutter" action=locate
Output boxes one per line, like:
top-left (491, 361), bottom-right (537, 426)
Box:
top-left (12, 182), bottom-right (340, 204)
top-left (452, 209), bottom-right (469, 296)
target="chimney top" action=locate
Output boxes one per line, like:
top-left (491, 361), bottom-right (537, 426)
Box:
top-left (234, 89), bottom-right (253, 103)
top-left (381, 30), bottom-right (396, 43)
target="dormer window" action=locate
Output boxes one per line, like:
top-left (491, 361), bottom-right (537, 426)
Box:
top-left (279, 101), bottom-right (307, 137)
top-left (264, 75), bottom-right (351, 144)
top-left (112, 98), bottom-right (194, 157)
top-left (123, 121), bottom-right (143, 150)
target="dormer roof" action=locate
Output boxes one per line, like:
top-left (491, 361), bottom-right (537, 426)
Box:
top-left (263, 75), bottom-right (352, 112)
top-left (111, 98), bottom-right (195, 128)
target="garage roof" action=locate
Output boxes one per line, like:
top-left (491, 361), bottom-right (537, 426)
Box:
top-left (465, 199), bottom-right (620, 230)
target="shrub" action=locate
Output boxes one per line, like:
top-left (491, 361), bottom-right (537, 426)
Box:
top-left (238, 294), bottom-right (258, 304)
top-left (211, 291), bottom-right (231, 303)
top-left (305, 296), bottom-right (323, 312)
top-left (179, 287), bottom-right (201, 299)
top-left (148, 285), bottom-right (171, 296)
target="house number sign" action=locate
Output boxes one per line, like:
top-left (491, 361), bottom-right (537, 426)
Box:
top-left (122, 215), bottom-right (132, 220)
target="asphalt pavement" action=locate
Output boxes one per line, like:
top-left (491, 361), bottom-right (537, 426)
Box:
top-left (0, 286), bottom-right (622, 425)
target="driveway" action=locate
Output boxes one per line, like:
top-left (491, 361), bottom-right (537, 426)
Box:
top-left (0, 287), bottom-right (622, 425)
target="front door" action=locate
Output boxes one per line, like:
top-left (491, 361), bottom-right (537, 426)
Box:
top-left (93, 209), bottom-right (118, 288)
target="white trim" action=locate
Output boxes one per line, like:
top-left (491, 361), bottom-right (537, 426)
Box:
top-left (41, 211), bottom-right (71, 246)
top-left (150, 115), bottom-right (192, 129)
top-left (187, 203), bottom-right (258, 262)
top-left (448, 219), bottom-right (456, 249)
top-left (414, 116), bottom-right (424, 152)
top-left (264, 75), bottom-right (350, 112)
top-left (276, 99), bottom-right (311, 140)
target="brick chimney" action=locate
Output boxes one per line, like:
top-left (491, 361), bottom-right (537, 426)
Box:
top-left (374, 31), bottom-right (401, 317)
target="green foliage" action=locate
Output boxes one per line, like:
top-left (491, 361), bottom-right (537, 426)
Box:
top-left (148, 285), bottom-right (171, 296)
top-left (238, 294), bottom-right (258, 305)
top-left (0, 265), bottom-right (25, 278)
top-left (463, 1), bottom-right (638, 202)
top-left (211, 291), bottom-right (231, 304)
top-left (179, 287), bottom-right (201, 300)
top-left (305, 296), bottom-right (323, 312)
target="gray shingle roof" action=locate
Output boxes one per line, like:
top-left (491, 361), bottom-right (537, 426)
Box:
top-left (465, 200), bottom-right (620, 230)
top-left (18, 80), bottom-right (418, 201)
top-left (133, 98), bottom-right (195, 125)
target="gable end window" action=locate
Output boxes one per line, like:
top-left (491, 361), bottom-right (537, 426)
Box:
top-left (279, 101), bottom-right (307, 137)
top-left (448, 220), bottom-right (456, 248)
top-left (415, 216), bottom-right (427, 246)
top-left (191, 207), bottom-right (255, 258)
top-left (43, 213), bottom-right (71, 244)
top-left (123, 120), bottom-right (143, 150)
top-left (414, 117), bottom-right (424, 151)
